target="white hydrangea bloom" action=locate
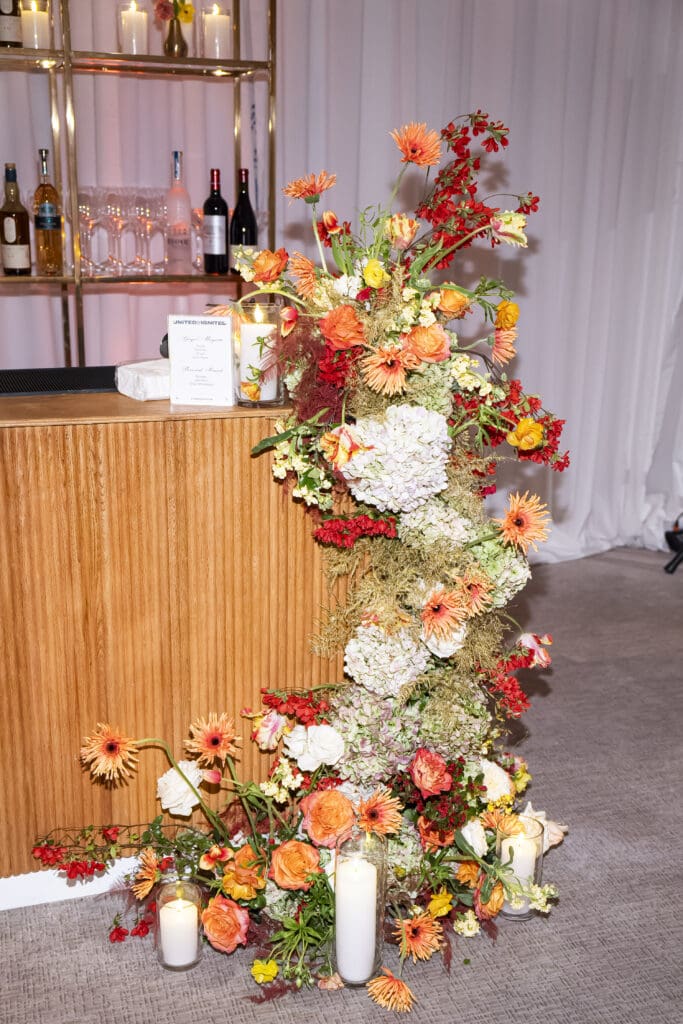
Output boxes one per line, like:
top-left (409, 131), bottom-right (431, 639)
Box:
top-left (339, 404), bottom-right (451, 513)
top-left (344, 624), bottom-right (430, 696)
top-left (332, 273), bottom-right (363, 299)
top-left (398, 498), bottom-right (476, 550)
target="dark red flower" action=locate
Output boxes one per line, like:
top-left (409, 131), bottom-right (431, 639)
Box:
top-left (109, 926), bottom-right (129, 943)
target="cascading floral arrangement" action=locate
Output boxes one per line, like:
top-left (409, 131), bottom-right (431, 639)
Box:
top-left (33, 113), bottom-right (569, 1013)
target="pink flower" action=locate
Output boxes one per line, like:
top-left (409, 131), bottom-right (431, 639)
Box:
top-left (519, 632), bottom-right (553, 668)
top-left (202, 768), bottom-right (223, 785)
top-left (251, 709), bottom-right (288, 751)
top-left (154, 0), bottom-right (174, 20)
top-left (409, 748), bottom-right (452, 799)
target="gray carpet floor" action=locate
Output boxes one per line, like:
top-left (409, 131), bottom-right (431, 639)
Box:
top-left (1, 547), bottom-right (682, 1024)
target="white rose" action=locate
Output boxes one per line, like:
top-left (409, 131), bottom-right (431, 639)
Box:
top-left (459, 819), bottom-right (488, 858)
top-left (422, 623), bottom-right (468, 659)
top-left (479, 758), bottom-right (514, 802)
top-left (283, 723), bottom-right (344, 772)
top-left (156, 760), bottom-right (203, 817)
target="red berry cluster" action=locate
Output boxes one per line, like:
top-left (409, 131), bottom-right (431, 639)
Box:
top-left (313, 514), bottom-right (398, 549)
top-left (316, 344), bottom-right (363, 389)
top-left (262, 688), bottom-right (330, 725)
top-left (392, 757), bottom-right (479, 833)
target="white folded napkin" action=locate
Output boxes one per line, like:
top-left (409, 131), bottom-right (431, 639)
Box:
top-left (116, 359), bottom-right (170, 401)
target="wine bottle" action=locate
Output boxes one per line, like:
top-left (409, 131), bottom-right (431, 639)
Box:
top-left (229, 168), bottom-right (258, 259)
top-left (0, 0), bottom-right (22, 48)
top-left (202, 168), bottom-right (228, 275)
top-left (34, 149), bottom-right (63, 276)
top-left (1, 164), bottom-right (31, 276)
top-left (165, 150), bottom-right (192, 274)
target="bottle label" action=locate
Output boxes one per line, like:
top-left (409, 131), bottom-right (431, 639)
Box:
top-left (2, 243), bottom-right (30, 270)
top-left (35, 203), bottom-right (60, 231)
top-left (3, 216), bottom-right (16, 243)
top-left (0, 14), bottom-right (22, 43)
top-left (203, 215), bottom-right (226, 255)
top-left (166, 226), bottom-right (191, 271)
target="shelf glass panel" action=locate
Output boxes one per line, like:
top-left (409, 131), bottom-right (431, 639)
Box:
top-left (69, 51), bottom-right (269, 78)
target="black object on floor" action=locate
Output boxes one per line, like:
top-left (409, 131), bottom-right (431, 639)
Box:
top-left (664, 514), bottom-right (683, 573)
top-left (0, 366), bottom-right (117, 396)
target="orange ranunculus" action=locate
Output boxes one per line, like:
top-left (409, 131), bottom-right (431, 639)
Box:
top-left (300, 789), bottom-right (356, 848)
top-left (409, 748), bottom-right (453, 798)
top-left (436, 287), bottom-right (471, 319)
top-left (269, 839), bottom-right (322, 891)
top-left (252, 247), bottom-right (288, 283)
top-left (201, 894), bottom-right (250, 954)
top-left (474, 878), bottom-right (505, 920)
top-left (403, 323), bottom-right (451, 363)
top-left (417, 814), bottom-right (455, 852)
top-left (494, 299), bottom-right (520, 330)
top-left (455, 860), bottom-right (481, 888)
top-left (319, 304), bottom-right (366, 351)
top-left (221, 842), bottom-right (266, 901)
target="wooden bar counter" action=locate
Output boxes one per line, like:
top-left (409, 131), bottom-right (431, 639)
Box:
top-left (0, 393), bottom-right (341, 877)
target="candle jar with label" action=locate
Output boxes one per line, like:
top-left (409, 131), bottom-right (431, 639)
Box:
top-left (334, 827), bottom-right (387, 986)
top-left (235, 301), bottom-right (282, 405)
top-left (117, 0), bottom-right (149, 55)
top-left (20, 0), bottom-right (51, 50)
top-left (201, 0), bottom-right (231, 59)
top-left (156, 878), bottom-right (203, 970)
top-left (496, 814), bottom-right (544, 920)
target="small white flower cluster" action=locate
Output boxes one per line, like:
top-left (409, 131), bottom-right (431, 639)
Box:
top-left (231, 245), bottom-right (257, 281)
top-left (344, 623), bottom-right (430, 696)
top-left (528, 882), bottom-right (559, 913)
top-left (339, 404), bottom-right (451, 513)
top-left (451, 353), bottom-right (504, 400)
top-left (259, 756), bottom-right (304, 803)
top-left (398, 498), bottom-right (476, 551)
top-left (452, 909), bottom-right (481, 936)
top-left (332, 272), bottom-right (363, 299)
top-left (271, 421), bottom-right (334, 510)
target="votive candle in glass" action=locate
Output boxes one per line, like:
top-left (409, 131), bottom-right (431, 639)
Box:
top-left (496, 814), bottom-right (544, 920)
top-left (334, 827), bottom-right (387, 985)
top-left (201, 1), bottom-right (231, 59)
top-left (156, 879), bottom-right (203, 970)
top-left (235, 301), bottom-right (282, 404)
top-left (117, 0), bottom-right (149, 55)
top-left (21, 0), bottom-right (51, 49)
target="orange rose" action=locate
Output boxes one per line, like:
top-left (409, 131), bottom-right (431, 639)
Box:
top-left (221, 843), bottom-right (266, 901)
top-left (435, 287), bottom-right (471, 319)
top-left (319, 304), bottom-right (366, 350)
top-left (252, 247), bottom-right (288, 283)
top-left (455, 860), bottom-right (480, 888)
top-left (409, 748), bottom-right (452, 798)
top-left (474, 879), bottom-right (505, 920)
top-left (494, 300), bottom-right (519, 330)
top-left (300, 789), bottom-right (356, 848)
top-left (417, 814), bottom-right (455, 852)
top-left (269, 839), bottom-right (322, 891)
top-left (201, 894), bottom-right (250, 953)
top-left (403, 324), bottom-right (450, 363)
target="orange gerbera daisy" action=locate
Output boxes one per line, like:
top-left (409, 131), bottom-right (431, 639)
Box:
top-left (282, 170), bottom-right (337, 202)
top-left (394, 911), bottom-right (443, 963)
top-left (495, 491), bottom-right (550, 554)
top-left (131, 847), bottom-right (160, 900)
top-left (357, 789), bottom-right (403, 836)
top-left (491, 327), bottom-right (517, 366)
top-left (456, 567), bottom-right (493, 617)
top-left (420, 587), bottom-right (467, 640)
top-left (362, 346), bottom-right (410, 396)
top-left (185, 712), bottom-right (241, 766)
top-left (390, 122), bottom-right (442, 167)
top-left (367, 969), bottom-right (415, 1013)
top-left (289, 252), bottom-right (318, 299)
top-left (80, 723), bottom-right (138, 782)
top-left (456, 860), bottom-right (481, 888)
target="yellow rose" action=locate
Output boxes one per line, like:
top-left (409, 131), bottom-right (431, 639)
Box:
top-left (428, 887), bottom-right (453, 918)
top-left (495, 300), bottom-right (519, 330)
top-left (251, 959), bottom-right (279, 984)
top-left (363, 259), bottom-right (390, 289)
top-left (506, 417), bottom-right (544, 451)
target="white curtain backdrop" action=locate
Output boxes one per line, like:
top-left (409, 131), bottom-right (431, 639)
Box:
top-left (1, 0), bottom-right (682, 561)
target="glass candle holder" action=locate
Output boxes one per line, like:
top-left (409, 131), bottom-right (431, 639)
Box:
top-left (334, 827), bottom-right (387, 986)
top-left (21, 0), bottom-right (51, 50)
top-left (201, 0), bottom-right (231, 59)
top-left (117, 0), bottom-right (149, 55)
top-left (496, 814), bottom-right (544, 920)
top-left (235, 301), bottom-right (282, 405)
top-left (156, 878), bottom-right (203, 970)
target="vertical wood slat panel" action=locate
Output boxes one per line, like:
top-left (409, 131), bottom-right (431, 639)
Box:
top-left (0, 411), bottom-right (342, 877)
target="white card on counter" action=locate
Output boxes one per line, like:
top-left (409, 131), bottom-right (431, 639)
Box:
top-left (168, 314), bottom-right (234, 406)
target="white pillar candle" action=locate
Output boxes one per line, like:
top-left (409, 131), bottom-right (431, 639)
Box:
top-left (159, 897), bottom-right (199, 967)
top-left (202, 6), bottom-right (231, 59)
top-left (335, 855), bottom-right (377, 984)
top-left (21, 3), bottom-right (50, 49)
top-left (119, 1), bottom-right (148, 54)
top-left (239, 320), bottom-right (277, 401)
top-left (500, 831), bottom-right (538, 916)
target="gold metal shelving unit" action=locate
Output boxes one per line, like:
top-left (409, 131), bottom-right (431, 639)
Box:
top-left (0, 0), bottom-right (276, 367)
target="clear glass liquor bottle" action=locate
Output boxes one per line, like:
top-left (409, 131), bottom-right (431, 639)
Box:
top-left (166, 150), bottom-right (192, 275)
top-left (34, 149), bottom-right (63, 276)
